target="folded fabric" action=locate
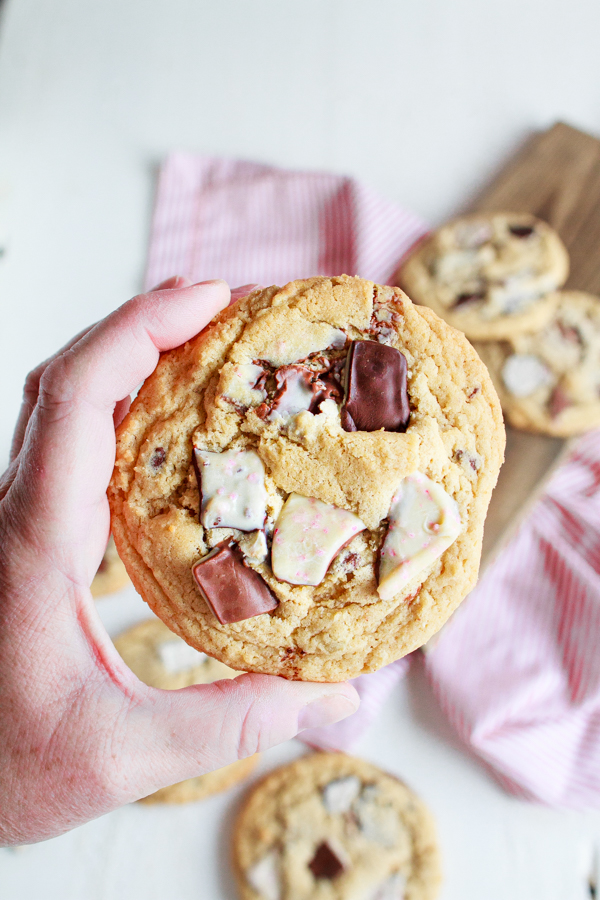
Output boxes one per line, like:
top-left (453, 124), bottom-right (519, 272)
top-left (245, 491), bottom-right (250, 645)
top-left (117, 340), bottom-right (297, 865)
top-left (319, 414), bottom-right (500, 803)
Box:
top-left (145, 154), bottom-right (426, 291)
top-left (427, 430), bottom-right (600, 807)
top-left (146, 152), bottom-right (600, 803)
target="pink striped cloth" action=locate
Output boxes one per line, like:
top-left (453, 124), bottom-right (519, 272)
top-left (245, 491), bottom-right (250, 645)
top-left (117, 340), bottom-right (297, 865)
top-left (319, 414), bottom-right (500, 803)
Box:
top-left (146, 153), bottom-right (600, 802)
top-left (426, 431), bottom-right (600, 807)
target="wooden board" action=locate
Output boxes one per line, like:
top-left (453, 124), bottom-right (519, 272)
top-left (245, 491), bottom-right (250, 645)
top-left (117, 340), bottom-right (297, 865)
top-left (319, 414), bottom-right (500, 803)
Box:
top-left (470, 122), bottom-right (600, 569)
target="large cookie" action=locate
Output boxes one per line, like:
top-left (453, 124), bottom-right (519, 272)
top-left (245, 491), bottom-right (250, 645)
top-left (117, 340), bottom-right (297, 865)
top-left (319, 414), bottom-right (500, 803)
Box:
top-left (476, 290), bottom-right (600, 437)
top-left (109, 276), bottom-right (504, 682)
top-left (232, 752), bottom-right (441, 900)
top-left (397, 212), bottom-right (569, 341)
top-left (113, 618), bottom-right (257, 803)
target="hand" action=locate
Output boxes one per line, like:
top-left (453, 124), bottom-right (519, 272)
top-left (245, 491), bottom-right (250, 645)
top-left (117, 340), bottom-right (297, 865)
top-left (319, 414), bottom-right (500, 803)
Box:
top-left (0, 277), bottom-right (359, 846)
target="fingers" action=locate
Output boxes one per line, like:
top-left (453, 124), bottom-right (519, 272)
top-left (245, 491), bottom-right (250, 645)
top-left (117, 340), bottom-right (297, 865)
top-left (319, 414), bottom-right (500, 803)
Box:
top-left (10, 276), bottom-right (193, 464)
top-left (9, 326), bottom-right (95, 463)
top-left (150, 275), bottom-right (193, 291)
top-left (8, 279), bottom-right (230, 580)
top-left (113, 674), bottom-right (360, 799)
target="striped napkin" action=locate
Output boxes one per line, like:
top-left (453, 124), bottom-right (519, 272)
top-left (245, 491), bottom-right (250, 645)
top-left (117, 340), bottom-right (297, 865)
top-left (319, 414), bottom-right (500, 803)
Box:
top-left (146, 153), bottom-right (600, 805)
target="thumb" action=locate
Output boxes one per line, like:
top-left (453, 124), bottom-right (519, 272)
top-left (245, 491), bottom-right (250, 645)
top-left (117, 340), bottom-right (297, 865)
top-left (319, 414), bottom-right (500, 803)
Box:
top-left (115, 674), bottom-right (359, 799)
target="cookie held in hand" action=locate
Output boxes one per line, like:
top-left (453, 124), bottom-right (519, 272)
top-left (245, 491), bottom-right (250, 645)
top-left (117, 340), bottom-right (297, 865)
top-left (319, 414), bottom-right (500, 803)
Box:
top-left (232, 752), bottom-right (441, 900)
top-left (109, 276), bottom-right (504, 681)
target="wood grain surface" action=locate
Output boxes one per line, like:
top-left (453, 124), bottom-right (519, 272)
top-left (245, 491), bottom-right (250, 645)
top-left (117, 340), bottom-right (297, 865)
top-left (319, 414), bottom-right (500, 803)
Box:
top-left (472, 122), bottom-right (600, 568)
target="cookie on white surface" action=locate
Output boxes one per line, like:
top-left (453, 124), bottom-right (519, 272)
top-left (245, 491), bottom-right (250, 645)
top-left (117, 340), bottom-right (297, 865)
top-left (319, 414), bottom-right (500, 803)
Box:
top-left (476, 290), bottom-right (600, 436)
top-left (398, 212), bottom-right (569, 340)
top-left (233, 752), bottom-right (441, 900)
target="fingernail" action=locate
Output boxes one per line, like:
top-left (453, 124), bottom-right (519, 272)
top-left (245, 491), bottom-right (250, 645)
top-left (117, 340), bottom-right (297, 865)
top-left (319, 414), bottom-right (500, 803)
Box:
top-left (192, 279), bottom-right (228, 287)
top-left (150, 275), bottom-right (190, 291)
top-left (297, 693), bottom-right (359, 731)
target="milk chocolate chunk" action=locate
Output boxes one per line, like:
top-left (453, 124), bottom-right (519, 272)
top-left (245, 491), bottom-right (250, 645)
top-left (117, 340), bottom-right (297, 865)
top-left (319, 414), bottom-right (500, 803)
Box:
top-left (308, 842), bottom-right (346, 880)
top-left (192, 539), bottom-right (278, 624)
top-left (341, 341), bottom-right (409, 432)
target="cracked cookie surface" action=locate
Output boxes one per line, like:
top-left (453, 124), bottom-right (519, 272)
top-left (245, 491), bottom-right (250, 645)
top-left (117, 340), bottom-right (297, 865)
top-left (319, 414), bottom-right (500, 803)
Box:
top-left (109, 276), bottom-right (504, 681)
top-left (232, 752), bottom-right (441, 900)
top-left (476, 290), bottom-right (600, 437)
top-left (114, 618), bottom-right (257, 803)
top-left (397, 212), bottom-right (569, 341)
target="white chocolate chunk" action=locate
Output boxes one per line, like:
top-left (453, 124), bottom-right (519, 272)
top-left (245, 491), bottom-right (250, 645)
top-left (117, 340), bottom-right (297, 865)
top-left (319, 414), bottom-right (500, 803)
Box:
top-left (377, 473), bottom-right (461, 601)
top-left (195, 448), bottom-right (267, 532)
top-left (488, 276), bottom-right (539, 315)
top-left (222, 363), bottom-right (266, 408)
top-left (369, 872), bottom-right (407, 900)
top-left (434, 248), bottom-right (492, 282)
top-left (238, 529), bottom-right (268, 564)
top-left (322, 776), bottom-right (361, 814)
top-left (258, 325), bottom-right (346, 366)
top-left (269, 369), bottom-right (314, 420)
top-left (501, 353), bottom-right (554, 398)
top-left (157, 639), bottom-right (207, 674)
top-left (330, 329), bottom-right (347, 349)
top-left (246, 851), bottom-right (281, 900)
top-left (271, 494), bottom-right (366, 586)
top-left (353, 787), bottom-right (400, 848)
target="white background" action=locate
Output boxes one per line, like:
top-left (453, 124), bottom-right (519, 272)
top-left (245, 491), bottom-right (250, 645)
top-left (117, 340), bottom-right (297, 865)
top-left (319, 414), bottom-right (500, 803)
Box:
top-left (1, 1), bottom-right (600, 897)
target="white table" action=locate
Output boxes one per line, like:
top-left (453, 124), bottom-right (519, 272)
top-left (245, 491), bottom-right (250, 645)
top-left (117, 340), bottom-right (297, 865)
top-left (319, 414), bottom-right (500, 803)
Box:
top-left (1, 1), bottom-right (600, 897)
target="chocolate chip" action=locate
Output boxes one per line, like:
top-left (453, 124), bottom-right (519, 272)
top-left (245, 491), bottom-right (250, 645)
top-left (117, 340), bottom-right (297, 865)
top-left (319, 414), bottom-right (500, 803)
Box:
top-left (454, 292), bottom-right (485, 308)
top-left (192, 539), bottom-right (278, 624)
top-left (280, 646), bottom-right (306, 661)
top-left (467, 386), bottom-right (480, 400)
top-left (341, 341), bottom-right (409, 433)
top-left (150, 447), bottom-right (166, 470)
top-left (454, 449), bottom-right (479, 472)
top-left (509, 224), bottom-right (535, 238)
top-left (308, 842), bottom-right (346, 880)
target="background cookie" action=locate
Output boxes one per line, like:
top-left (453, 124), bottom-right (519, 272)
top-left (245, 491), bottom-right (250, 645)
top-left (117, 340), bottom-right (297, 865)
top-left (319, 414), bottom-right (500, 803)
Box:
top-left (91, 535), bottom-right (130, 598)
top-left (110, 276), bottom-right (504, 681)
top-left (113, 618), bottom-right (258, 803)
top-left (397, 212), bottom-right (569, 341)
top-left (233, 752), bottom-right (441, 900)
top-left (475, 290), bottom-right (600, 437)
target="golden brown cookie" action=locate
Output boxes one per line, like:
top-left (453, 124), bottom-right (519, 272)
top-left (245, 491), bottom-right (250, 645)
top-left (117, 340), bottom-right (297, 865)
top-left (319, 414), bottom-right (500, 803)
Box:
top-left (91, 535), bottom-right (130, 598)
top-left (397, 212), bottom-right (569, 341)
top-left (109, 276), bottom-right (504, 682)
top-left (476, 290), bottom-right (600, 437)
top-left (113, 618), bottom-right (258, 803)
top-left (232, 752), bottom-right (441, 900)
